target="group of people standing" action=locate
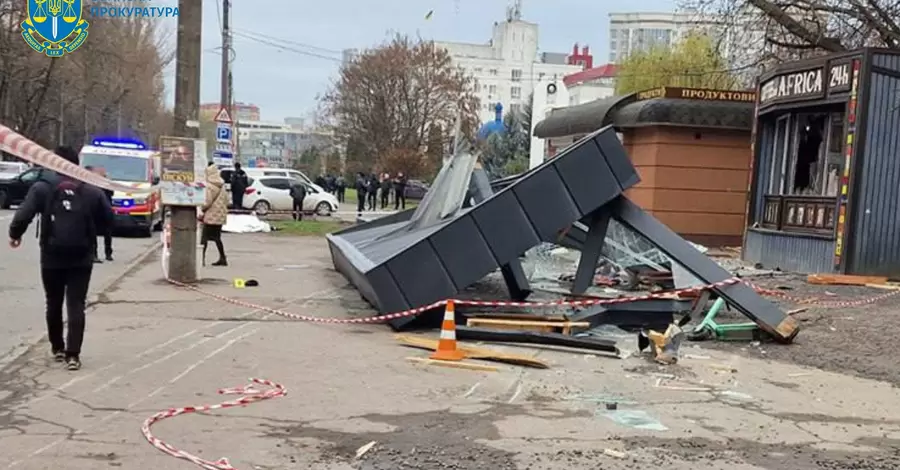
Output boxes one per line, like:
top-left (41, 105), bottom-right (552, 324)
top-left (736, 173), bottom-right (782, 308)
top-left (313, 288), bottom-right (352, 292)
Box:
top-left (313, 173), bottom-right (347, 203)
top-left (355, 172), bottom-right (407, 213)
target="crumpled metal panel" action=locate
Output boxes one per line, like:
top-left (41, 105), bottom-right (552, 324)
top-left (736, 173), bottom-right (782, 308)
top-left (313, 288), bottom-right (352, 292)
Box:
top-left (326, 125), bottom-right (640, 329)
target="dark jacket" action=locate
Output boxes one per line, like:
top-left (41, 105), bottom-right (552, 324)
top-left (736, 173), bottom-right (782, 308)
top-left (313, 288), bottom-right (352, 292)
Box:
top-left (393, 176), bottom-right (407, 193)
top-left (9, 172), bottom-right (113, 269)
top-left (289, 183), bottom-right (307, 202)
top-left (355, 175), bottom-right (367, 193)
top-left (230, 169), bottom-right (249, 191)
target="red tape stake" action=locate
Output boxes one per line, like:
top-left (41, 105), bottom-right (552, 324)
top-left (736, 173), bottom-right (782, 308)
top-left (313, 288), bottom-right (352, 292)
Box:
top-left (142, 378), bottom-right (286, 470)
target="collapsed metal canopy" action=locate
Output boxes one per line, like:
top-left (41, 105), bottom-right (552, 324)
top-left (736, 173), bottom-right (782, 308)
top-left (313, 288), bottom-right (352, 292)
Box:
top-left (327, 126), bottom-right (640, 329)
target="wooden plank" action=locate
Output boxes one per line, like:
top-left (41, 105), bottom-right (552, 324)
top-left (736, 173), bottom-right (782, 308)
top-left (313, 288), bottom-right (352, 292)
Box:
top-left (466, 318), bottom-right (590, 329)
top-left (395, 334), bottom-right (550, 368)
top-left (405, 357), bottom-right (499, 372)
top-left (807, 273), bottom-right (888, 286)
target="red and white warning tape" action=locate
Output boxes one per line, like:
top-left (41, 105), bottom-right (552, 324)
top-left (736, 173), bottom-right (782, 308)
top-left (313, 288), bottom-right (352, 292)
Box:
top-left (164, 277), bottom-right (743, 324)
top-left (142, 378), bottom-right (286, 470)
top-left (745, 281), bottom-right (900, 308)
top-left (0, 124), bottom-right (153, 194)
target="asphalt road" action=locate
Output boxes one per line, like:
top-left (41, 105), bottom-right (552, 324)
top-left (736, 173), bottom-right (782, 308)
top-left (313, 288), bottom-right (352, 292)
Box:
top-left (0, 208), bottom-right (159, 370)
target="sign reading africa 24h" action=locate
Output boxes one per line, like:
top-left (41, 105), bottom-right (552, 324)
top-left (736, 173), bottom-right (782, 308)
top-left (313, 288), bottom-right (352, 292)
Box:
top-left (22, 0), bottom-right (179, 57)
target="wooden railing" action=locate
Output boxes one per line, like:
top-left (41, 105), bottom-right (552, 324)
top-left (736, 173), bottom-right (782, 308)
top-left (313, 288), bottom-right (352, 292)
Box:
top-left (761, 195), bottom-right (836, 235)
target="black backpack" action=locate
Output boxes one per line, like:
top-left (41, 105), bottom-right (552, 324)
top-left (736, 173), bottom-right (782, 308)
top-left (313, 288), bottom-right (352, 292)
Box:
top-left (42, 179), bottom-right (95, 253)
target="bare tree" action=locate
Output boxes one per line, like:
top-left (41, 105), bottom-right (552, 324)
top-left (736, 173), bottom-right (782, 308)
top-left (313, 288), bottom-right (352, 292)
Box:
top-left (0, 5), bottom-right (173, 155)
top-left (323, 35), bottom-right (479, 176)
top-left (684, 0), bottom-right (900, 71)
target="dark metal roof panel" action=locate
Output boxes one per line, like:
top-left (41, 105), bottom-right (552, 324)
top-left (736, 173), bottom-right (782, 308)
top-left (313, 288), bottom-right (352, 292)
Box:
top-left (613, 99), bottom-right (754, 131)
top-left (533, 94), bottom-right (635, 138)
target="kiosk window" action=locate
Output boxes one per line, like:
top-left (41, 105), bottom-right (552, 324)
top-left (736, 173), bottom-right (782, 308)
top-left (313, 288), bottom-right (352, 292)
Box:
top-left (760, 110), bottom-right (844, 235)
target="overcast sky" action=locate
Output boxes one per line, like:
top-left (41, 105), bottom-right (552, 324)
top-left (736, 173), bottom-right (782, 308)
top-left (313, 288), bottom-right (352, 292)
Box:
top-left (164, 0), bottom-right (677, 122)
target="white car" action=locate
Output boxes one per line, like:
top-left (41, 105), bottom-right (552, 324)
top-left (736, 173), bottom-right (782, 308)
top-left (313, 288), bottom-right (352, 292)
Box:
top-left (242, 176), bottom-right (339, 216)
top-left (0, 162), bottom-right (28, 180)
top-left (243, 168), bottom-right (326, 192)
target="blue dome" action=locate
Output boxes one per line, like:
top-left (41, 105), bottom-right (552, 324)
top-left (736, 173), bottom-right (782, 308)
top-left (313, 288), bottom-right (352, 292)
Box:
top-left (478, 103), bottom-right (505, 140)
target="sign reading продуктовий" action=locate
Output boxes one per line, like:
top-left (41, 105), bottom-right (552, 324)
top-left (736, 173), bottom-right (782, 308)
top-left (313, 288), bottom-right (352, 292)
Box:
top-left (759, 62), bottom-right (854, 105)
top-left (22, 0), bottom-right (178, 58)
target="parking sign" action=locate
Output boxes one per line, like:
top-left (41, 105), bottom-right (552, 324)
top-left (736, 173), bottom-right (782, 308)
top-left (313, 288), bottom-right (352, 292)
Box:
top-left (216, 124), bottom-right (232, 143)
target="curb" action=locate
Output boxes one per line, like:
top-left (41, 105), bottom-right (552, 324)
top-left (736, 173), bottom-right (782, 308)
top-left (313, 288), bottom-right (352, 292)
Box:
top-left (87, 239), bottom-right (163, 307)
top-left (0, 239), bottom-right (162, 372)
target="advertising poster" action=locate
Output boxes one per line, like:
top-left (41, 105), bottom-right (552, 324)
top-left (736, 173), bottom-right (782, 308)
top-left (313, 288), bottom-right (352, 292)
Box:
top-left (159, 136), bottom-right (205, 206)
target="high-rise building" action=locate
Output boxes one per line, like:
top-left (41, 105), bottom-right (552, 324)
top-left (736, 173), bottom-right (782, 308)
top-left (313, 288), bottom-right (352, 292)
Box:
top-left (608, 10), bottom-right (762, 70)
top-left (435, 4), bottom-right (589, 123)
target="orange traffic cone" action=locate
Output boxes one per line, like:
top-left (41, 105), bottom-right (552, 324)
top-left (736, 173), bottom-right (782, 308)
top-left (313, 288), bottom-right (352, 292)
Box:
top-left (430, 300), bottom-right (465, 361)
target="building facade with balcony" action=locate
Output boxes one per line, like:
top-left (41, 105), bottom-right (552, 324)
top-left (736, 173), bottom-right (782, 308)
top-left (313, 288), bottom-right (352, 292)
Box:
top-left (435, 6), bottom-right (588, 123)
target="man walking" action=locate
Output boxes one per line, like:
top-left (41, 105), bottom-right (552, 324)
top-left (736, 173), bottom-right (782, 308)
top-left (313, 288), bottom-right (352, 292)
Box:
top-left (289, 181), bottom-right (307, 221)
top-left (229, 163), bottom-right (249, 210)
top-left (89, 166), bottom-right (114, 262)
top-left (8, 146), bottom-right (113, 371)
top-left (394, 172), bottom-right (407, 210)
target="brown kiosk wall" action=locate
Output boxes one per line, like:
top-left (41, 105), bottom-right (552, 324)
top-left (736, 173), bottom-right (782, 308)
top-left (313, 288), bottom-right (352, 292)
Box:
top-left (534, 86), bottom-right (756, 247)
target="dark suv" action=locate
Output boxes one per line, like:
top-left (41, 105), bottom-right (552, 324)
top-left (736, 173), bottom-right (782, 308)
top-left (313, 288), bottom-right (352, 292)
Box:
top-left (0, 167), bottom-right (47, 209)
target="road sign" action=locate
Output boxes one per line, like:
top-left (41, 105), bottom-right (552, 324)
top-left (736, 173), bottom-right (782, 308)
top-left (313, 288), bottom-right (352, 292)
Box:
top-left (213, 150), bottom-right (233, 165)
top-left (214, 107), bottom-right (232, 123)
top-left (216, 123), bottom-right (232, 143)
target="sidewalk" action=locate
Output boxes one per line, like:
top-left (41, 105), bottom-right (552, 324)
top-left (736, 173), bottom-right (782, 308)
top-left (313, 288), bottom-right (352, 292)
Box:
top-left (2, 232), bottom-right (900, 469)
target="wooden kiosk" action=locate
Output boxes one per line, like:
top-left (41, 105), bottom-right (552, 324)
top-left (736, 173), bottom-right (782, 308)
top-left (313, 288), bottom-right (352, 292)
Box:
top-left (743, 48), bottom-right (900, 275)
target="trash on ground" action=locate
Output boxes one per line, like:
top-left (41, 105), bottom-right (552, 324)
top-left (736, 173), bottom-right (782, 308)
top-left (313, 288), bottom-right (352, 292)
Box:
top-left (639, 323), bottom-right (684, 365)
top-left (355, 441), bottom-right (377, 459)
top-left (600, 408), bottom-right (668, 431)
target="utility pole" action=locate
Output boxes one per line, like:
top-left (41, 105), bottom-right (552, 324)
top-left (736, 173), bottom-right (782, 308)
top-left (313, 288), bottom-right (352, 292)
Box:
top-left (169, 0), bottom-right (202, 283)
top-left (220, 0), bottom-right (231, 110)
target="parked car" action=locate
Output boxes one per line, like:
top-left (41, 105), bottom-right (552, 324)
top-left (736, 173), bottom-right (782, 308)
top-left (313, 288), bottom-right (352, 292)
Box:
top-left (404, 179), bottom-right (429, 200)
top-left (0, 161), bottom-right (28, 181)
top-left (242, 176), bottom-right (339, 216)
top-left (243, 168), bottom-right (325, 192)
top-left (0, 167), bottom-right (46, 209)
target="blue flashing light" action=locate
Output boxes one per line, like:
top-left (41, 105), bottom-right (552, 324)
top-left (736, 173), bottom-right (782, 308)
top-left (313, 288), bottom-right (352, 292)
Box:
top-left (91, 137), bottom-right (147, 150)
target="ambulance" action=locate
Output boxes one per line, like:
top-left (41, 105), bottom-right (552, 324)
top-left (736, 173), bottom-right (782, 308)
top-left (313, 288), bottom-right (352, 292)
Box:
top-left (79, 138), bottom-right (163, 237)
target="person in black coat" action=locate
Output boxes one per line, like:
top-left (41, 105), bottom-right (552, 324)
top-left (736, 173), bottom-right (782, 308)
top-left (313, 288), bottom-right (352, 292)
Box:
top-left (229, 163), bottom-right (249, 210)
top-left (289, 182), bottom-right (307, 221)
top-left (393, 172), bottom-right (407, 210)
top-left (8, 146), bottom-right (113, 371)
top-left (354, 172), bottom-right (367, 214)
top-left (366, 173), bottom-right (378, 211)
